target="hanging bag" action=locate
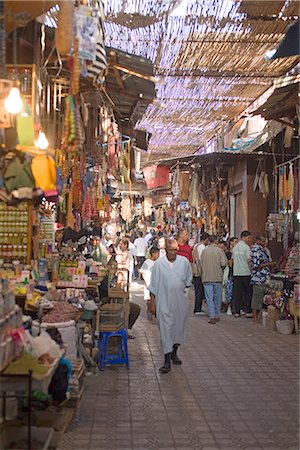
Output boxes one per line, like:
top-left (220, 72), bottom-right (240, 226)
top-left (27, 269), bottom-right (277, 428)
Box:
top-left (253, 160), bottom-right (262, 192)
top-left (148, 294), bottom-right (156, 316)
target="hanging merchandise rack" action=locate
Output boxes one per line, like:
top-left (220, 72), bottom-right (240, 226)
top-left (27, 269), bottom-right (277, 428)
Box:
top-left (275, 155), bottom-right (299, 214)
top-left (275, 155), bottom-right (300, 169)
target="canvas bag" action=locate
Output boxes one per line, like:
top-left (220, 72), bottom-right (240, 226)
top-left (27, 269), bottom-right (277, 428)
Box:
top-left (192, 243), bottom-right (202, 277)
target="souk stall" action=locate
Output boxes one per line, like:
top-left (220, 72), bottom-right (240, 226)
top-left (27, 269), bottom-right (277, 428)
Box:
top-left (263, 155), bottom-right (300, 334)
top-left (0, 2), bottom-right (109, 447)
top-left (142, 155), bottom-right (231, 239)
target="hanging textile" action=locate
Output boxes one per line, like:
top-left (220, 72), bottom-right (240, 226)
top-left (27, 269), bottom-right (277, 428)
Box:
top-left (284, 126), bottom-right (294, 148)
top-left (284, 165), bottom-right (289, 211)
top-left (288, 163), bottom-right (294, 212)
top-left (278, 167), bottom-right (284, 212)
top-left (120, 197), bottom-right (131, 222)
top-left (179, 172), bottom-right (190, 201)
top-left (66, 190), bottom-right (75, 229)
top-left (144, 197), bottom-right (152, 217)
top-left (108, 135), bottom-right (116, 177)
top-left (171, 166), bottom-right (180, 198)
top-left (86, 1), bottom-right (107, 84)
top-left (101, 107), bottom-right (110, 143)
top-left (143, 165), bottom-right (169, 190)
top-left (96, 174), bottom-right (103, 199)
top-left (294, 167), bottom-right (299, 212)
top-left (188, 173), bottom-right (200, 208)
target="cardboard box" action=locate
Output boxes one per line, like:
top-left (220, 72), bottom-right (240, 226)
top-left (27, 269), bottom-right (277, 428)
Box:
top-left (267, 315), bottom-right (277, 331)
top-left (262, 310), bottom-right (277, 331)
top-left (267, 305), bottom-right (280, 321)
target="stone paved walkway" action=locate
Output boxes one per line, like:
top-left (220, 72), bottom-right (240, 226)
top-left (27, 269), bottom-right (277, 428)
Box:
top-left (59, 283), bottom-right (299, 450)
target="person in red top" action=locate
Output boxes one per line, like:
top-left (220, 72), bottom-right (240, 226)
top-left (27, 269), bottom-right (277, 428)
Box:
top-left (177, 229), bottom-right (193, 263)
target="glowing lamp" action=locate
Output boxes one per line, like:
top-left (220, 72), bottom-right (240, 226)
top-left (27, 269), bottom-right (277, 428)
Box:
top-left (4, 87), bottom-right (23, 114)
top-left (35, 131), bottom-right (49, 150)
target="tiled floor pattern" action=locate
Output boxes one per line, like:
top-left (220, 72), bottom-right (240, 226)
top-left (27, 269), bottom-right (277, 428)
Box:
top-left (59, 283), bottom-right (299, 450)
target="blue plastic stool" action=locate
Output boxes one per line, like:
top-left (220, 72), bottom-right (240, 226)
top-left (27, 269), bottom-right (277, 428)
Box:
top-left (97, 328), bottom-right (129, 370)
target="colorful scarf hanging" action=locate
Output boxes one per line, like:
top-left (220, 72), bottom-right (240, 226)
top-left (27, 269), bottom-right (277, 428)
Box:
top-left (278, 167), bottom-right (284, 212)
top-left (274, 168), bottom-right (278, 213)
top-left (288, 163), bottom-right (294, 212)
top-left (284, 165), bottom-right (289, 211)
top-left (294, 167), bottom-right (299, 212)
top-left (108, 135), bottom-right (116, 176)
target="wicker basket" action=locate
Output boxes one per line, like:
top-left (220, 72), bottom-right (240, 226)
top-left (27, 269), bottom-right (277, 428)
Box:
top-left (276, 320), bottom-right (294, 335)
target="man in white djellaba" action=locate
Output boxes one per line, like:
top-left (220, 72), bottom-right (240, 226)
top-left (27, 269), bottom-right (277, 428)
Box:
top-left (149, 239), bottom-right (193, 373)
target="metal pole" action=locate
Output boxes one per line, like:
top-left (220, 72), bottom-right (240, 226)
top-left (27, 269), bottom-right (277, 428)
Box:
top-left (275, 155), bottom-right (300, 169)
top-left (28, 370), bottom-right (32, 450)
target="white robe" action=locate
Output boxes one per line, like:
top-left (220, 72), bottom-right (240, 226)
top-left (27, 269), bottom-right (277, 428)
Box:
top-left (149, 255), bottom-right (193, 354)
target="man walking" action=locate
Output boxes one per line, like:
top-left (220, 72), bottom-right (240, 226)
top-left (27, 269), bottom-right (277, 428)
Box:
top-left (134, 231), bottom-right (147, 270)
top-left (192, 232), bottom-right (210, 315)
top-left (149, 239), bottom-right (193, 373)
top-left (232, 230), bottom-right (253, 318)
top-left (177, 229), bottom-right (193, 263)
top-left (201, 235), bottom-right (228, 324)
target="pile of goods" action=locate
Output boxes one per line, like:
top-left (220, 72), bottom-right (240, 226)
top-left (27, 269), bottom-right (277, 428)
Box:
top-left (43, 302), bottom-right (81, 323)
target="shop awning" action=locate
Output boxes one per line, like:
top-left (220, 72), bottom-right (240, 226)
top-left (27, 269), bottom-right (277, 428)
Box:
top-left (105, 48), bottom-right (156, 123)
top-left (253, 82), bottom-right (299, 120)
top-left (145, 151), bottom-right (269, 169)
top-left (270, 20), bottom-right (300, 59)
top-left (4, 1), bottom-right (58, 32)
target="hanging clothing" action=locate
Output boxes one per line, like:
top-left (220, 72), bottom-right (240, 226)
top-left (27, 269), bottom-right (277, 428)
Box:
top-left (143, 165), bottom-right (169, 190)
top-left (294, 167), bottom-right (299, 212)
top-left (86, 0), bottom-right (107, 84)
top-left (188, 173), bottom-right (199, 208)
top-left (148, 255), bottom-right (193, 354)
top-left (288, 164), bottom-right (294, 211)
top-left (179, 172), bottom-right (190, 201)
top-left (171, 166), bottom-right (179, 198)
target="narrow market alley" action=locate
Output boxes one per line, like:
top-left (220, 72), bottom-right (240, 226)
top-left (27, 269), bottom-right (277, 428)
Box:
top-left (59, 283), bottom-right (299, 450)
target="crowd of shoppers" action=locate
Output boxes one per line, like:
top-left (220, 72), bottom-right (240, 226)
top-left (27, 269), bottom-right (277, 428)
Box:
top-left (97, 226), bottom-right (276, 373)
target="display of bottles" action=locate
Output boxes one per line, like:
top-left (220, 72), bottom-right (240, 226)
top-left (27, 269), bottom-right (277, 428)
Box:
top-left (0, 205), bottom-right (29, 263)
top-left (0, 244), bottom-right (27, 262)
top-left (21, 68), bottom-right (32, 94)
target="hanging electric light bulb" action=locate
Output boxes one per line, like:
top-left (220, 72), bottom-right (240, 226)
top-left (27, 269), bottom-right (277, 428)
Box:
top-left (4, 86), bottom-right (23, 114)
top-left (35, 131), bottom-right (49, 150)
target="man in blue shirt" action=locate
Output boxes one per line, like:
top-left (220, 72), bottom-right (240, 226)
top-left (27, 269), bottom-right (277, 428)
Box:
top-left (251, 235), bottom-right (276, 323)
